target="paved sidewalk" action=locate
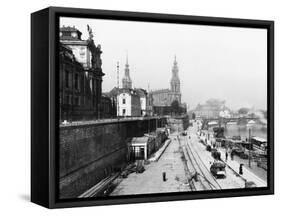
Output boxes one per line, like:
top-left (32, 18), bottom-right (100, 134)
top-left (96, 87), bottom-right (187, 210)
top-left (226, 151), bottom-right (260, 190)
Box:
top-left (110, 133), bottom-right (191, 196)
top-left (219, 148), bottom-right (267, 187)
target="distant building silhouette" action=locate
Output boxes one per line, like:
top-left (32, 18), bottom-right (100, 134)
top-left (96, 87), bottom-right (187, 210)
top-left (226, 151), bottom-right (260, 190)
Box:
top-left (194, 99), bottom-right (228, 118)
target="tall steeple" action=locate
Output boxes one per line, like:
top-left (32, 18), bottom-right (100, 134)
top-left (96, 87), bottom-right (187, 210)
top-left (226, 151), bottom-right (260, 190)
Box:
top-left (122, 53), bottom-right (132, 89)
top-left (170, 55), bottom-right (180, 93)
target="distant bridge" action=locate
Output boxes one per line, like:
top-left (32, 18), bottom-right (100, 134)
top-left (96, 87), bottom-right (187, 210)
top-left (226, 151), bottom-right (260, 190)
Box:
top-left (201, 117), bottom-right (260, 129)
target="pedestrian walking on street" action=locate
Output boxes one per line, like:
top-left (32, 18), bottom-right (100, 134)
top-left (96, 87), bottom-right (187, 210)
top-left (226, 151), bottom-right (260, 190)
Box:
top-left (162, 172), bottom-right (167, 181)
top-left (239, 164), bottom-right (244, 175)
top-left (225, 151), bottom-right (228, 162)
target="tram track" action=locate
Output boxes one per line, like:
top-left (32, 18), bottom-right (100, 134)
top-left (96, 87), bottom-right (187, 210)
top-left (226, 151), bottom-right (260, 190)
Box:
top-left (187, 136), bottom-right (222, 190)
top-left (177, 135), bottom-right (222, 191)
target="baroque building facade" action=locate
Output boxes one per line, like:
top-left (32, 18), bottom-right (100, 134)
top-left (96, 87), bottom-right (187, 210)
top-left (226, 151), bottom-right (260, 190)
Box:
top-left (59, 25), bottom-right (114, 121)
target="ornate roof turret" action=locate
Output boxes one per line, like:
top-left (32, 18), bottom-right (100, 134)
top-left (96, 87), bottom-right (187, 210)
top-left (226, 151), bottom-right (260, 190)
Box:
top-left (122, 54), bottom-right (132, 89)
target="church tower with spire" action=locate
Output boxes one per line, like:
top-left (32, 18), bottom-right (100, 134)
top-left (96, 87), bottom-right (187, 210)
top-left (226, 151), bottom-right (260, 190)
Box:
top-left (122, 54), bottom-right (132, 89)
top-left (170, 56), bottom-right (181, 103)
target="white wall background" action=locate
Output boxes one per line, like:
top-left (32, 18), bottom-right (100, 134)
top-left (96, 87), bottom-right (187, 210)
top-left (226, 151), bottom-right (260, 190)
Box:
top-left (0, 0), bottom-right (279, 214)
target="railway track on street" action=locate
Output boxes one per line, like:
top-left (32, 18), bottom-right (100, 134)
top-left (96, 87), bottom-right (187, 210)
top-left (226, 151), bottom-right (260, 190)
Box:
top-left (178, 135), bottom-right (221, 191)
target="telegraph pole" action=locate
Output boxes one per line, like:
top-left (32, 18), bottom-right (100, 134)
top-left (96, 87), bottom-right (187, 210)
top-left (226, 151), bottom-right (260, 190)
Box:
top-left (117, 61), bottom-right (120, 120)
top-left (248, 128), bottom-right (252, 168)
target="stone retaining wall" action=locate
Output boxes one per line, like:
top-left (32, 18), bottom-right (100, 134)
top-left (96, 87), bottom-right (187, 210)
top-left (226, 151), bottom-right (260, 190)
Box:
top-left (59, 118), bottom-right (167, 198)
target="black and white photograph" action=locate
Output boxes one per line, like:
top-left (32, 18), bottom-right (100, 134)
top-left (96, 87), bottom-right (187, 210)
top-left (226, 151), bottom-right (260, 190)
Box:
top-left (1, 0), bottom-right (280, 213)
top-left (58, 16), bottom-right (269, 200)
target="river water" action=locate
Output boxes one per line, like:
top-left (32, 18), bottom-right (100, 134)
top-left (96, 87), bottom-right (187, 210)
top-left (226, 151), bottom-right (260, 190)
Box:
top-left (224, 123), bottom-right (267, 140)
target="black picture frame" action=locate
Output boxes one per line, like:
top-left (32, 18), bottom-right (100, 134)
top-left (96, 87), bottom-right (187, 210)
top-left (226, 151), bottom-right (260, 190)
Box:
top-left (31, 6), bottom-right (274, 209)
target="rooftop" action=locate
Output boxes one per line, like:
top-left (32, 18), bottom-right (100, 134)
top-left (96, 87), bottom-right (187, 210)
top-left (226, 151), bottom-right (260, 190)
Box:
top-left (130, 136), bottom-right (149, 144)
top-left (151, 89), bottom-right (170, 94)
top-left (60, 26), bottom-right (81, 32)
top-left (60, 26), bottom-right (82, 41)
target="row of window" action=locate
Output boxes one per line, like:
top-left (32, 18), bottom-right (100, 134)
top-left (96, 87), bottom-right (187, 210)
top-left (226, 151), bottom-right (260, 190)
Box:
top-left (64, 70), bottom-right (103, 96)
top-left (64, 95), bottom-right (82, 106)
top-left (65, 70), bottom-right (80, 90)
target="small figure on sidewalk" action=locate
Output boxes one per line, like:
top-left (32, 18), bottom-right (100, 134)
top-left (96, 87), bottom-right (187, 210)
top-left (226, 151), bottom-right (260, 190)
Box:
top-left (225, 151), bottom-right (228, 162)
top-left (162, 172), bottom-right (167, 182)
top-left (193, 172), bottom-right (198, 182)
top-left (239, 164), bottom-right (244, 175)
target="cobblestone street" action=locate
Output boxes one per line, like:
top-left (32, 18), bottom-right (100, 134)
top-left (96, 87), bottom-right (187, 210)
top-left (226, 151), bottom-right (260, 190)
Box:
top-left (111, 133), bottom-right (191, 195)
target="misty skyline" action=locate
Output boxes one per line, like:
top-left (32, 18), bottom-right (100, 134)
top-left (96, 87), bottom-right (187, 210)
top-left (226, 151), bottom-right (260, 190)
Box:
top-left (60, 17), bottom-right (267, 110)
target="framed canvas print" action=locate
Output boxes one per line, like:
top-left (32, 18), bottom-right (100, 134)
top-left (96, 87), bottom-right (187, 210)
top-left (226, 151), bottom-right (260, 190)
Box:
top-left (31, 7), bottom-right (274, 208)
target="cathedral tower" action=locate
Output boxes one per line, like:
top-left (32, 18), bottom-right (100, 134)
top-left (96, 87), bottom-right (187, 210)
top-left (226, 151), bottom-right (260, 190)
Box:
top-left (122, 55), bottom-right (132, 89)
top-left (170, 56), bottom-right (181, 103)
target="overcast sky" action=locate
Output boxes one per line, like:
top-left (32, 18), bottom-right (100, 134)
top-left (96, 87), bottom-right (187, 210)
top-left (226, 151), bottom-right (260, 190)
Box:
top-left (60, 17), bottom-right (267, 110)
